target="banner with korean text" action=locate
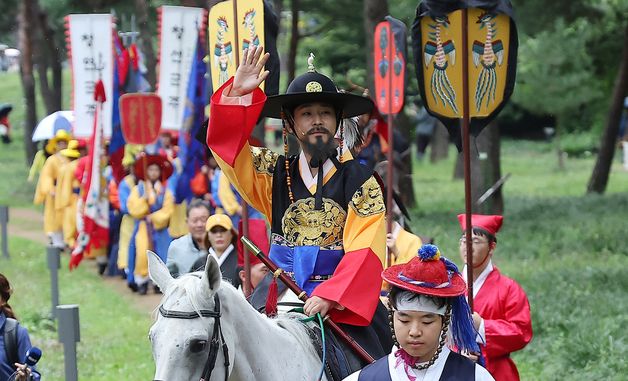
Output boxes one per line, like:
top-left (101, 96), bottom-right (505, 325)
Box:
top-left (65, 14), bottom-right (114, 138)
top-left (157, 5), bottom-right (207, 131)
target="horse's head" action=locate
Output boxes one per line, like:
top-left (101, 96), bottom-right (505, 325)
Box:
top-left (148, 251), bottom-right (232, 381)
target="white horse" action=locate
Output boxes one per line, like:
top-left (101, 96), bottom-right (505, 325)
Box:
top-left (147, 251), bottom-right (327, 381)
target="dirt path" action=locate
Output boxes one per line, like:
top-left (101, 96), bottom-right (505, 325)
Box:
top-left (5, 207), bottom-right (161, 315)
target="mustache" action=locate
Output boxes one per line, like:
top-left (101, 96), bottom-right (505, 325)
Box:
top-left (307, 127), bottom-right (332, 136)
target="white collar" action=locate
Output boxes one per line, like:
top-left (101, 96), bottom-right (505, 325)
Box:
top-left (462, 260), bottom-right (493, 298)
top-left (209, 244), bottom-right (234, 267)
top-left (298, 150), bottom-right (335, 193)
top-left (388, 345), bottom-right (452, 381)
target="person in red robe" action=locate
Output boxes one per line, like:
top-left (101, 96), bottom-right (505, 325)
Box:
top-left (458, 214), bottom-right (533, 381)
top-left (206, 46), bottom-right (391, 365)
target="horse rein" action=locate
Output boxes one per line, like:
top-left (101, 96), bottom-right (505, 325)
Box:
top-left (158, 293), bottom-right (229, 381)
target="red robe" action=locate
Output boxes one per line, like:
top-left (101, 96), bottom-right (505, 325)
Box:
top-left (206, 79), bottom-right (387, 326)
top-left (474, 267), bottom-right (533, 381)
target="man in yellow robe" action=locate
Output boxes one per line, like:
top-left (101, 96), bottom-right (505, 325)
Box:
top-left (55, 140), bottom-right (85, 247)
top-left (33, 130), bottom-right (71, 247)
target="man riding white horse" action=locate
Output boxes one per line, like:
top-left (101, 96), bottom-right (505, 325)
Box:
top-left (206, 46), bottom-right (393, 365)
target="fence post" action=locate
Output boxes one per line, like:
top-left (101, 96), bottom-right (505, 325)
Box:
top-left (46, 246), bottom-right (61, 319)
top-left (0, 206), bottom-right (8, 259)
top-left (57, 304), bottom-right (80, 381)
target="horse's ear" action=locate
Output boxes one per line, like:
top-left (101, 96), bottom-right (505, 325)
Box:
top-left (148, 250), bottom-right (173, 292)
top-left (202, 255), bottom-right (221, 292)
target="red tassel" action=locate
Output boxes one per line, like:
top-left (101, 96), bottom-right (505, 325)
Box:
top-left (265, 276), bottom-right (279, 317)
top-left (68, 253), bottom-right (83, 271)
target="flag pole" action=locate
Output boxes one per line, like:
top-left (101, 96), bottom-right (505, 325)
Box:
top-left (231, 0), bottom-right (253, 298)
top-left (461, 7), bottom-right (474, 310)
top-left (385, 25), bottom-right (394, 270)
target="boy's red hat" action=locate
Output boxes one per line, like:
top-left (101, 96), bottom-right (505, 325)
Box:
top-left (237, 219), bottom-right (269, 267)
top-left (382, 244), bottom-right (466, 297)
top-left (457, 214), bottom-right (503, 235)
top-left (134, 153), bottom-right (173, 182)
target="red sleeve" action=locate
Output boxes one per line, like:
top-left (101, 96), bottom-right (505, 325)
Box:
top-left (206, 77), bottom-right (267, 166)
top-left (312, 248), bottom-right (383, 326)
top-left (483, 278), bottom-right (533, 357)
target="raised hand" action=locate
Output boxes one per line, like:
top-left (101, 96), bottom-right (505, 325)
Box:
top-left (230, 46), bottom-right (270, 97)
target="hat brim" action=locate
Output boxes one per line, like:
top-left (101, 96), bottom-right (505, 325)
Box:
top-left (382, 266), bottom-right (467, 297)
top-left (134, 155), bottom-right (174, 182)
top-left (60, 149), bottom-right (80, 159)
top-left (261, 92), bottom-right (374, 119)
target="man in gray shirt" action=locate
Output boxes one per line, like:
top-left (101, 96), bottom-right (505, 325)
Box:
top-left (166, 199), bottom-right (211, 277)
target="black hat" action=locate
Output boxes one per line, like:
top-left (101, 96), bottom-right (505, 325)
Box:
top-left (261, 54), bottom-right (373, 119)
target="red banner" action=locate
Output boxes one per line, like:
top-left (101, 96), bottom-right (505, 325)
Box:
top-left (119, 93), bottom-right (162, 145)
top-left (374, 20), bottom-right (405, 115)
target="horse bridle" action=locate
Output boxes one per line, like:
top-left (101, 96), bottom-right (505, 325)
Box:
top-left (158, 293), bottom-right (229, 381)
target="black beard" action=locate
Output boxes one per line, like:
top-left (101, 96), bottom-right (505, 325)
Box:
top-left (302, 135), bottom-right (338, 168)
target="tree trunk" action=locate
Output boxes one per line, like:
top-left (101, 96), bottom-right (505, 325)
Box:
top-left (32, 0), bottom-right (62, 114)
top-left (287, 0), bottom-right (299, 85)
top-left (135, 0), bottom-right (157, 90)
top-left (453, 123), bottom-right (503, 213)
top-left (430, 121), bottom-right (449, 163)
top-left (474, 122), bottom-right (503, 214)
top-left (363, 0), bottom-right (388, 93)
top-left (395, 111), bottom-right (416, 208)
top-left (587, 24), bottom-right (628, 194)
top-left (19, 0), bottom-right (38, 164)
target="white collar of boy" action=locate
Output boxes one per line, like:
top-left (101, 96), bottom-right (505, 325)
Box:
top-left (395, 291), bottom-right (447, 315)
top-left (390, 345), bottom-right (452, 381)
top-left (209, 244), bottom-right (234, 267)
top-left (462, 260), bottom-right (493, 298)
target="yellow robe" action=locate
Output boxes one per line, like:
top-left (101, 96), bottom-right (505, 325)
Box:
top-left (34, 154), bottom-right (68, 234)
top-left (127, 182), bottom-right (174, 278)
top-left (117, 175), bottom-right (136, 271)
top-left (55, 160), bottom-right (80, 246)
top-left (390, 227), bottom-right (423, 266)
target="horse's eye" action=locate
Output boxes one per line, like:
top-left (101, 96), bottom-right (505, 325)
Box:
top-left (190, 340), bottom-right (208, 353)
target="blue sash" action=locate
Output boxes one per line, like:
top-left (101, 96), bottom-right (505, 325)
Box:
top-left (269, 238), bottom-right (343, 296)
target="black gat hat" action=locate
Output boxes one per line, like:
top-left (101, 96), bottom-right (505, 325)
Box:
top-left (261, 54), bottom-right (374, 119)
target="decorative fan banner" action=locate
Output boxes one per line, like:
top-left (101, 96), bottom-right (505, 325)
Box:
top-left (373, 17), bottom-right (407, 115)
top-left (209, 0), bottom-right (265, 92)
top-left (157, 5), bottom-right (207, 131)
top-left (65, 14), bottom-right (114, 138)
top-left (411, 1), bottom-right (518, 144)
top-left (119, 93), bottom-right (162, 145)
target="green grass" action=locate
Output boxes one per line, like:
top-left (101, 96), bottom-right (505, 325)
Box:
top-left (409, 141), bottom-right (628, 380)
top-left (2, 69), bottom-right (628, 379)
top-left (0, 69), bottom-right (72, 207)
top-left (0, 238), bottom-right (154, 380)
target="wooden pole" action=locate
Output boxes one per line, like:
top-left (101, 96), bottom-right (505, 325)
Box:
top-left (385, 21), bottom-right (395, 270)
top-left (241, 237), bottom-right (375, 364)
top-left (461, 8), bottom-right (473, 310)
top-left (231, 0), bottom-right (252, 297)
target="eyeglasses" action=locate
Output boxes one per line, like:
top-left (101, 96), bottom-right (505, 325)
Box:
top-left (459, 237), bottom-right (488, 245)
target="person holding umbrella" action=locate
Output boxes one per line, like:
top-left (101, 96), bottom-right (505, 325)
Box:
top-left (0, 103), bottom-right (12, 144)
top-left (33, 130), bottom-right (72, 248)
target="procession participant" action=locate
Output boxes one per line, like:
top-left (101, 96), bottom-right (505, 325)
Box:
top-left (201, 213), bottom-right (240, 288)
top-left (166, 199), bottom-right (211, 278)
top-left (165, 153), bottom-right (188, 239)
top-left (206, 46), bottom-right (391, 360)
top-left (457, 214), bottom-right (533, 381)
top-left (0, 103), bottom-right (13, 144)
top-left (127, 153), bottom-right (175, 295)
top-left (236, 218), bottom-right (270, 293)
top-left (213, 166), bottom-right (263, 227)
top-left (55, 140), bottom-right (83, 248)
top-left (157, 130), bottom-right (179, 161)
top-left (33, 129), bottom-right (72, 248)
top-left (116, 147), bottom-right (140, 279)
top-left (344, 244), bottom-right (494, 381)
